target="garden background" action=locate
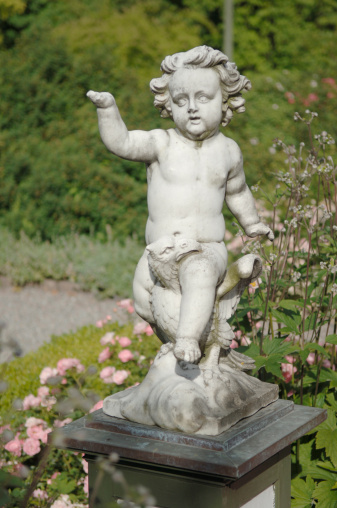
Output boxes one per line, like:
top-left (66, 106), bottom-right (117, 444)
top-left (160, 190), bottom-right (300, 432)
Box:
top-left (0, 0), bottom-right (337, 507)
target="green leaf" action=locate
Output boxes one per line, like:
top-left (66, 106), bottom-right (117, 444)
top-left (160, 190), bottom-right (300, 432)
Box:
top-left (326, 393), bottom-right (337, 412)
top-left (313, 480), bottom-right (337, 507)
top-left (325, 334), bottom-right (337, 345)
top-left (304, 343), bottom-right (329, 357)
top-left (270, 308), bottom-right (301, 334)
top-left (316, 411), bottom-right (337, 468)
top-left (279, 299), bottom-right (305, 309)
top-left (291, 476), bottom-right (315, 508)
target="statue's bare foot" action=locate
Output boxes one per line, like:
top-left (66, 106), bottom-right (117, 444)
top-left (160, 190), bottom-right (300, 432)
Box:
top-left (174, 338), bottom-right (201, 364)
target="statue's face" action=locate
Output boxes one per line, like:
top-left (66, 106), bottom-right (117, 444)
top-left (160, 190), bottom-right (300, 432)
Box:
top-left (168, 67), bottom-right (223, 141)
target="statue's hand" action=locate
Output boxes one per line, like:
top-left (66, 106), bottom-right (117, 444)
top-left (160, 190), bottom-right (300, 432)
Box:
top-left (86, 90), bottom-right (115, 108)
top-left (245, 222), bottom-right (274, 241)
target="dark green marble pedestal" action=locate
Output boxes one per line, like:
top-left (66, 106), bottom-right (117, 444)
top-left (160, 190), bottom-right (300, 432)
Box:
top-left (55, 400), bottom-right (326, 508)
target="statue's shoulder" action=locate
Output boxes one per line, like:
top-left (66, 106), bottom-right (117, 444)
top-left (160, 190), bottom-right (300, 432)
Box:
top-left (148, 128), bottom-right (170, 149)
top-left (219, 134), bottom-right (242, 163)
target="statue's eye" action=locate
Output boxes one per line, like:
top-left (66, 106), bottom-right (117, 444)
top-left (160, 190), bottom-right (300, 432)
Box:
top-left (161, 246), bottom-right (173, 255)
top-left (177, 99), bottom-right (187, 107)
top-left (198, 95), bottom-right (209, 103)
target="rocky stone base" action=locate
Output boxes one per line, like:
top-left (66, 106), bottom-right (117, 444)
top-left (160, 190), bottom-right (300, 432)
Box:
top-left (103, 349), bottom-right (279, 436)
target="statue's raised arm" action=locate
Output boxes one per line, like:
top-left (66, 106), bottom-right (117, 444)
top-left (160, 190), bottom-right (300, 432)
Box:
top-left (87, 90), bottom-right (163, 164)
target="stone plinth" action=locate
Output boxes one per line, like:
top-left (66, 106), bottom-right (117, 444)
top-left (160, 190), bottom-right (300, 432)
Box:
top-left (55, 401), bottom-right (326, 507)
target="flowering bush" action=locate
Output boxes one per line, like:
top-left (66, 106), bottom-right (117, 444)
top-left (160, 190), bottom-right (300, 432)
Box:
top-left (230, 111), bottom-right (337, 507)
top-left (0, 313), bottom-right (159, 507)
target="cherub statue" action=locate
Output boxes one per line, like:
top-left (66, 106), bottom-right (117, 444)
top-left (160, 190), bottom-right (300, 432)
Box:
top-left (88, 46), bottom-right (278, 435)
top-left (87, 45), bottom-right (273, 363)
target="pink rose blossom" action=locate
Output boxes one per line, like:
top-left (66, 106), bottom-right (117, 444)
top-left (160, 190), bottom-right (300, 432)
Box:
top-left (27, 425), bottom-right (51, 443)
top-left (118, 349), bottom-right (134, 363)
top-left (89, 400), bottom-right (104, 413)
top-left (118, 298), bottom-right (134, 313)
top-left (118, 336), bottom-right (132, 348)
top-left (22, 394), bottom-right (41, 410)
top-left (96, 320), bottom-right (103, 328)
top-left (57, 358), bottom-right (85, 376)
top-left (37, 386), bottom-right (49, 398)
top-left (25, 417), bottom-right (46, 428)
top-left (133, 321), bottom-right (149, 335)
top-left (98, 347), bottom-right (112, 363)
top-left (23, 437), bottom-right (41, 456)
top-left (100, 366), bottom-right (116, 383)
top-left (40, 367), bottom-right (58, 385)
top-left (112, 370), bottom-right (129, 385)
top-left (0, 424), bottom-right (11, 434)
top-left (230, 340), bottom-right (239, 349)
top-left (50, 494), bottom-right (74, 508)
top-left (54, 418), bottom-right (72, 428)
top-left (33, 488), bottom-right (48, 500)
top-left (4, 438), bottom-right (22, 457)
top-left (100, 332), bottom-right (115, 345)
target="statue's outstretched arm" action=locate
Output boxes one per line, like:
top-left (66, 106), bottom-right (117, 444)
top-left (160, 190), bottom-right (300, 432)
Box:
top-left (87, 90), bottom-right (163, 164)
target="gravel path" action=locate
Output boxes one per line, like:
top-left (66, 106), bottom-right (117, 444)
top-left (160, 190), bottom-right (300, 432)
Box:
top-left (0, 278), bottom-right (133, 363)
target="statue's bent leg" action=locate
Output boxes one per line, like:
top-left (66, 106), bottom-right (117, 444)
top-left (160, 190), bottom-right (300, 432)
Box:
top-left (133, 250), bottom-right (155, 323)
top-left (175, 243), bottom-right (227, 363)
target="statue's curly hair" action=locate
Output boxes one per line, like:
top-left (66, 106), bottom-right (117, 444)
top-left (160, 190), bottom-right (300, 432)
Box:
top-left (149, 46), bottom-right (251, 127)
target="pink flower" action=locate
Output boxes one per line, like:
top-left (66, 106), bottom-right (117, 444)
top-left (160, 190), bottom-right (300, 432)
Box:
top-left (285, 355), bottom-right (295, 364)
top-left (22, 437), bottom-right (41, 456)
top-left (40, 367), bottom-right (58, 385)
top-left (306, 352), bottom-right (315, 365)
top-left (57, 358), bottom-right (85, 376)
top-left (241, 336), bottom-right (251, 346)
top-left (285, 91), bottom-right (295, 104)
top-left (25, 417), bottom-right (46, 428)
top-left (82, 458), bottom-right (88, 474)
top-left (51, 494), bottom-right (74, 508)
top-left (281, 362), bottom-right (297, 383)
top-left (47, 472), bottom-right (61, 485)
top-left (89, 400), bottom-right (104, 413)
top-left (100, 332), bottom-right (115, 345)
top-left (96, 320), bottom-right (103, 328)
top-left (37, 386), bottom-right (50, 398)
top-left (0, 424), bottom-right (10, 434)
top-left (54, 418), bottom-right (73, 428)
top-left (83, 476), bottom-right (89, 496)
top-left (133, 321), bottom-right (149, 335)
top-left (118, 336), bottom-right (132, 348)
top-left (100, 366), bottom-right (116, 383)
top-left (327, 92), bottom-right (335, 99)
top-left (144, 325), bottom-right (154, 336)
top-left (118, 349), bottom-right (134, 363)
top-left (33, 489), bottom-right (48, 500)
top-left (27, 425), bottom-right (51, 443)
top-left (23, 394), bottom-right (41, 410)
top-left (118, 299), bottom-right (134, 313)
top-left (98, 347), bottom-right (112, 363)
top-left (112, 370), bottom-right (129, 385)
top-left (4, 438), bottom-right (22, 457)
top-left (322, 77), bottom-right (336, 86)
top-left (230, 340), bottom-right (239, 349)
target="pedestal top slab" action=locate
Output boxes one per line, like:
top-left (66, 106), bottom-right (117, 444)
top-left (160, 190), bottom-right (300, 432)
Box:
top-left (55, 400), bottom-right (326, 479)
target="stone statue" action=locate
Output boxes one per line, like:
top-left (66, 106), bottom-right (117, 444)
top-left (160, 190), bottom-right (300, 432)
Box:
top-left (87, 46), bottom-right (278, 435)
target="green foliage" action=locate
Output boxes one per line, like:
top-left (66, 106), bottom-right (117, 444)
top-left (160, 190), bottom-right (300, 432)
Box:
top-left (0, 0), bottom-right (336, 239)
top-left (0, 227), bottom-right (144, 297)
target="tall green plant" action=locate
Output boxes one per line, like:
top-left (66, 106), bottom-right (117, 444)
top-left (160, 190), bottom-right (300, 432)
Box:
top-left (228, 111), bottom-right (337, 506)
